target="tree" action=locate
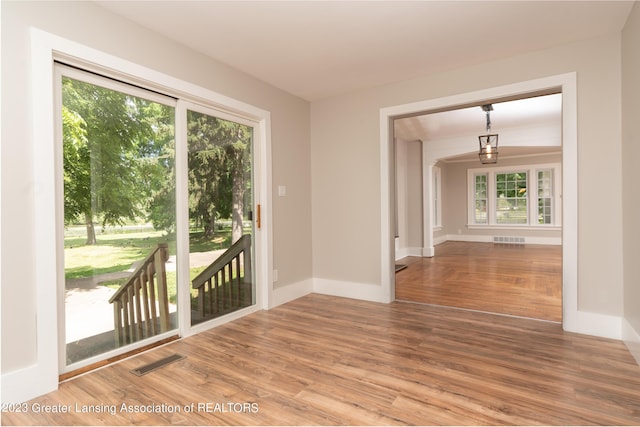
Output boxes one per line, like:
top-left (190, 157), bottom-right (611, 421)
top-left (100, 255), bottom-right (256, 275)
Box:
top-left (62, 74), bottom-right (251, 247)
top-left (62, 77), bottom-right (171, 244)
top-left (224, 129), bottom-right (252, 243)
top-left (185, 111), bottom-right (251, 243)
top-left (62, 106), bottom-right (90, 232)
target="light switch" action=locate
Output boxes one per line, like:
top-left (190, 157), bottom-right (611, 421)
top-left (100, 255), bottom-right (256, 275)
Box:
top-left (278, 185), bottom-right (287, 196)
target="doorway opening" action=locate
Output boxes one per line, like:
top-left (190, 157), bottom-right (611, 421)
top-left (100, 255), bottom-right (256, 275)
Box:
top-left (379, 73), bottom-right (579, 329)
top-left (393, 93), bottom-right (562, 322)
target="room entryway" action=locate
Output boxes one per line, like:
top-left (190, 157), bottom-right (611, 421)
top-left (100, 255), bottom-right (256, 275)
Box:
top-left (390, 88), bottom-right (566, 324)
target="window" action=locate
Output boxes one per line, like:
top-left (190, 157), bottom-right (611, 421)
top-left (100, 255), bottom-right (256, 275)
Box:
top-left (537, 169), bottom-right (553, 224)
top-left (495, 172), bottom-right (528, 224)
top-left (474, 173), bottom-right (488, 224)
top-left (468, 163), bottom-right (560, 227)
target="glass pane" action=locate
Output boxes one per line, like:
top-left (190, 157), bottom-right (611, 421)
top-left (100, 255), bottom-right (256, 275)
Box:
top-left (187, 110), bottom-right (254, 326)
top-left (537, 170), bottom-right (553, 224)
top-left (495, 171), bottom-right (528, 224)
top-left (475, 200), bottom-right (487, 223)
top-left (62, 76), bottom-right (176, 366)
top-left (474, 174), bottom-right (488, 224)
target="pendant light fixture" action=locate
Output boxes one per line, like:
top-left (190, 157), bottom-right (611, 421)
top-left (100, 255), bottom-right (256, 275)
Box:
top-left (478, 104), bottom-right (498, 164)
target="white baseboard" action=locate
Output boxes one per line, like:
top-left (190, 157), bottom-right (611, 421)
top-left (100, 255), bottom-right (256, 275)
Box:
top-left (271, 279), bottom-right (314, 308)
top-left (563, 310), bottom-right (623, 340)
top-left (445, 234), bottom-right (561, 245)
top-left (623, 319), bottom-right (640, 367)
top-left (1, 364), bottom-right (57, 405)
top-left (422, 246), bottom-right (435, 257)
top-left (395, 247), bottom-right (423, 261)
top-left (445, 234), bottom-right (491, 243)
top-left (433, 234), bottom-right (448, 246)
top-left (313, 278), bottom-right (389, 303)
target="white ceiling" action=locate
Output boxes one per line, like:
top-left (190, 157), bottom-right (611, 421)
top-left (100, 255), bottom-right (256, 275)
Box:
top-left (394, 93), bottom-right (564, 161)
top-left (95, 1), bottom-right (631, 156)
top-left (394, 94), bottom-right (562, 141)
top-left (394, 93), bottom-right (562, 162)
top-left (95, 1), bottom-right (633, 102)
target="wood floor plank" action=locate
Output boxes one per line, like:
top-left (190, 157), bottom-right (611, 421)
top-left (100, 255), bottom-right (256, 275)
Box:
top-left (3, 294), bottom-right (639, 425)
top-left (395, 241), bottom-right (563, 321)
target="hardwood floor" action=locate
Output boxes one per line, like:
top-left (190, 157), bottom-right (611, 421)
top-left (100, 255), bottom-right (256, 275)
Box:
top-left (3, 294), bottom-right (639, 425)
top-left (395, 241), bottom-right (562, 322)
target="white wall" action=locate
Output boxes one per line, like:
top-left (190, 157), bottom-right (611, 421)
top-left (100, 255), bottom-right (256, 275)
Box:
top-left (622, 2), bottom-right (640, 363)
top-left (311, 34), bottom-right (624, 316)
top-left (1, 0), bottom-right (312, 396)
top-left (395, 139), bottom-right (423, 258)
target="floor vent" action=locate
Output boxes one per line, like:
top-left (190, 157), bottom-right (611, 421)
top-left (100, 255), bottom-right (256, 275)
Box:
top-left (130, 353), bottom-right (185, 376)
top-left (493, 236), bottom-right (525, 245)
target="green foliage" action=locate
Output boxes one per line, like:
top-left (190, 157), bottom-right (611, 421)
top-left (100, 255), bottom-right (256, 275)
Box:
top-left (62, 74), bottom-right (252, 246)
top-left (62, 77), bottom-right (176, 243)
top-left (62, 106), bottom-right (90, 224)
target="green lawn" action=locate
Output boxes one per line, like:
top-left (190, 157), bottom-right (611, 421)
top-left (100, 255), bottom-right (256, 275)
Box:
top-left (65, 224), bottom-right (252, 308)
top-left (64, 228), bottom-right (233, 279)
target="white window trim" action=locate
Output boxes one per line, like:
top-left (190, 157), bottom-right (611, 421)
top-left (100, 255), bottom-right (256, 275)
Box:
top-left (467, 162), bottom-right (562, 228)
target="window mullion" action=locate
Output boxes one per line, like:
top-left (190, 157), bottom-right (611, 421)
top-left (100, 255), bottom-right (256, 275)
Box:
top-left (529, 169), bottom-right (536, 225)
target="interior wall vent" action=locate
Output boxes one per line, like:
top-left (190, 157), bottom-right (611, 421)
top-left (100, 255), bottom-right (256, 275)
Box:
top-left (493, 236), bottom-right (525, 245)
top-left (130, 353), bottom-right (185, 376)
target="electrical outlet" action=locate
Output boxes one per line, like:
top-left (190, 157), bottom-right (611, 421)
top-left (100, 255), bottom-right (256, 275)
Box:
top-left (273, 269), bottom-right (279, 282)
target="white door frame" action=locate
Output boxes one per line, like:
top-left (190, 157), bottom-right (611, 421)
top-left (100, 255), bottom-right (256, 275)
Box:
top-left (22, 28), bottom-right (273, 400)
top-left (379, 73), bottom-right (580, 332)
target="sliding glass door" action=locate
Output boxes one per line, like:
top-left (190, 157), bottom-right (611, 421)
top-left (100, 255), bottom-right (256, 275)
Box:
top-left (57, 64), bottom-right (257, 373)
top-left (183, 104), bottom-right (255, 326)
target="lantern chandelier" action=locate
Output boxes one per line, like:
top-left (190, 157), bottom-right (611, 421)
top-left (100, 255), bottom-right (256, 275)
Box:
top-left (478, 104), bottom-right (498, 164)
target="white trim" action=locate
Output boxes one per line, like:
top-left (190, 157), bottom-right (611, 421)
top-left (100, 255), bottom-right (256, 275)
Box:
top-left (381, 73), bottom-right (583, 332)
top-left (623, 319), bottom-right (640, 367)
top-left (444, 234), bottom-right (562, 246)
top-left (272, 279), bottom-right (314, 308)
top-left (445, 234), bottom-right (493, 243)
top-left (184, 305), bottom-right (263, 338)
top-left (564, 311), bottom-right (623, 340)
top-left (313, 278), bottom-right (388, 303)
top-left (467, 162), bottom-right (562, 227)
top-left (3, 26), bottom-right (63, 405)
top-left (1, 365), bottom-right (49, 405)
top-left (395, 246), bottom-right (424, 260)
top-left (64, 330), bottom-right (178, 373)
top-left (422, 246), bottom-right (435, 257)
top-left (433, 234), bottom-right (448, 246)
top-left (1, 28), bottom-right (273, 404)
top-left (467, 225), bottom-right (562, 231)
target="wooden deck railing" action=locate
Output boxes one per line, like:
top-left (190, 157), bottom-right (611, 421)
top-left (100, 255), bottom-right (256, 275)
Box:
top-left (192, 234), bottom-right (252, 323)
top-left (109, 243), bottom-right (170, 346)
